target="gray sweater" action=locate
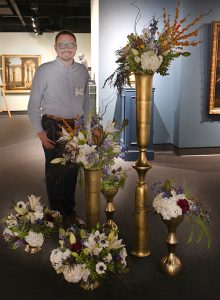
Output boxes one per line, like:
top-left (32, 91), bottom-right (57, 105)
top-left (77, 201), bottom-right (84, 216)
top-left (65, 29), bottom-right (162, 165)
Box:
top-left (28, 58), bottom-right (90, 132)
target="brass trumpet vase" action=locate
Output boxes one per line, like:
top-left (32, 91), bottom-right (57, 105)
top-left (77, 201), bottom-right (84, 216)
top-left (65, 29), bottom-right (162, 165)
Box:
top-left (101, 186), bottom-right (119, 231)
top-left (84, 168), bottom-right (102, 229)
top-left (132, 73), bottom-right (153, 257)
top-left (160, 215), bottom-right (184, 276)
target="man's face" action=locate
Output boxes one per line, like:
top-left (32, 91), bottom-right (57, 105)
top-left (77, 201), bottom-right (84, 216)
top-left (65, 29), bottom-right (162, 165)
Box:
top-left (55, 34), bottom-right (77, 62)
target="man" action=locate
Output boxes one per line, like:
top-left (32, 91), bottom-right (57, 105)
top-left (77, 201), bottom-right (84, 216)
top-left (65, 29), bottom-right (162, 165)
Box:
top-left (28, 30), bottom-right (90, 227)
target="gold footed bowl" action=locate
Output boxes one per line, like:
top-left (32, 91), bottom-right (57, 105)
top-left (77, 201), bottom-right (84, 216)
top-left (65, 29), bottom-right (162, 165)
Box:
top-left (24, 244), bottom-right (42, 254)
top-left (160, 215), bottom-right (184, 276)
top-left (80, 280), bottom-right (100, 291)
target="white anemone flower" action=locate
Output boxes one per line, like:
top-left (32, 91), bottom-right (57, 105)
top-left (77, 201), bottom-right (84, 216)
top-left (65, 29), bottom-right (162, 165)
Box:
top-left (95, 262), bottom-right (107, 274)
top-left (14, 201), bottom-right (27, 215)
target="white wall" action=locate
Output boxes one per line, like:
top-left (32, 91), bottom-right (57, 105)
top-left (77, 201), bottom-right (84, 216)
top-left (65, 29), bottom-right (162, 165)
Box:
top-left (0, 32), bottom-right (91, 111)
top-left (91, 0), bottom-right (99, 112)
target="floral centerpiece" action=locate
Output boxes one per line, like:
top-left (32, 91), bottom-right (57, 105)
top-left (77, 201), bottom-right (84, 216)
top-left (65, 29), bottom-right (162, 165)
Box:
top-left (101, 165), bottom-right (130, 191)
top-left (2, 195), bottom-right (62, 252)
top-left (104, 1), bottom-right (208, 92)
top-left (152, 180), bottom-right (212, 248)
top-left (50, 226), bottom-right (128, 290)
top-left (52, 114), bottom-right (127, 170)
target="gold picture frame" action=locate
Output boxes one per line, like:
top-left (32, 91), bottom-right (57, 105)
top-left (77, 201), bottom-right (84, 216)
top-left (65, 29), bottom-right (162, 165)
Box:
top-left (209, 22), bottom-right (220, 114)
top-left (1, 55), bottom-right (41, 93)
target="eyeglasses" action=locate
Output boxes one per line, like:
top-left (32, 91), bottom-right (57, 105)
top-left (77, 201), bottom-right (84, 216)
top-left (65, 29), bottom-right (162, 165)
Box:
top-left (57, 42), bottom-right (77, 49)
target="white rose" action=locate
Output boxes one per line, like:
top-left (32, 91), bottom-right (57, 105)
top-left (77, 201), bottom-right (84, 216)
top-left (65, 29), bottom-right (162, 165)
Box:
top-left (141, 51), bottom-right (163, 72)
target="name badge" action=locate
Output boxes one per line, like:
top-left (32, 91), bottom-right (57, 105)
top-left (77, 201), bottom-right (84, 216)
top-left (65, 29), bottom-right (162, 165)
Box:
top-left (75, 87), bottom-right (84, 96)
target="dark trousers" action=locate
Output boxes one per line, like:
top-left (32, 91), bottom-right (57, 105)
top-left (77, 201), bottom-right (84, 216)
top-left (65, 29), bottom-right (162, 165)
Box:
top-left (41, 115), bottom-right (79, 217)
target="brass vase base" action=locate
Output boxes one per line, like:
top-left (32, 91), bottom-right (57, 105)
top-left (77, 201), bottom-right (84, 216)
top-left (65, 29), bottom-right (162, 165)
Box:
top-left (102, 220), bottom-right (118, 231)
top-left (160, 253), bottom-right (182, 276)
top-left (24, 244), bottom-right (41, 254)
top-left (131, 250), bottom-right (151, 257)
top-left (80, 280), bottom-right (100, 291)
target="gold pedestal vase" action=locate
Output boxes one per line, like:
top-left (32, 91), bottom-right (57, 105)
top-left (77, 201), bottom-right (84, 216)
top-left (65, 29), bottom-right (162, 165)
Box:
top-left (160, 215), bottom-right (184, 276)
top-left (101, 186), bottom-right (119, 231)
top-left (131, 73), bottom-right (153, 257)
top-left (84, 168), bottom-right (102, 229)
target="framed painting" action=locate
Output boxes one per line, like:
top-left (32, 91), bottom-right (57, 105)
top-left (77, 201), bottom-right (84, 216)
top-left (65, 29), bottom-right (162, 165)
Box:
top-left (209, 22), bottom-right (220, 114)
top-left (1, 55), bottom-right (41, 93)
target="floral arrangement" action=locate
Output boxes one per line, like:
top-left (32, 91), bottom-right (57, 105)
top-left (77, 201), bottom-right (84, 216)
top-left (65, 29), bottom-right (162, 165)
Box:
top-left (104, 1), bottom-right (209, 92)
top-left (101, 165), bottom-right (130, 191)
top-left (50, 226), bottom-right (128, 289)
top-left (52, 114), bottom-right (127, 170)
top-left (1, 195), bottom-right (62, 251)
top-left (152, 180), bottom-right (212, 248)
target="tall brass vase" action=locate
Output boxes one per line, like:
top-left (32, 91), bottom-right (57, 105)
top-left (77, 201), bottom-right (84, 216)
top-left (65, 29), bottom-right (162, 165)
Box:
top-left (84, 168), bottom-right (101, 228)
top-left (132, 73), bottom-right (153, 257)
top-left (160, 216), bottom-right (184, 276)
top-left (101, 186), bottom-right (119, 231)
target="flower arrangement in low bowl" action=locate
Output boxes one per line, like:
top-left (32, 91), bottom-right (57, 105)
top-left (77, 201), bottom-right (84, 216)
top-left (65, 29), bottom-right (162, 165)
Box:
top-left (152, 180), bottom-right (212, 248)
top-left (101, 165), bottom-right (130, 192)
top-left (52, 114), bottom-right (128, 171)
top-left (104, 1), bottom-right (209, 92)
top-left (50, 225), bottom-right (128, 290)
top-left (1, 195), bottom-right (62, 253)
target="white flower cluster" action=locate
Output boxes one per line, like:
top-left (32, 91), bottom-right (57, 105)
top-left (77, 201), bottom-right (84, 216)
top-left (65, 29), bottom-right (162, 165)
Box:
top-left (2, 195), bottom-right (61, 251)
top-left (153, 190), bottom-right (187, 220)
top-left (50, 229), bottom-right (128, 285)
top-left (24, 231), bottom-right (44, 247)
top-left (53, 119), bottom-right (122, 170)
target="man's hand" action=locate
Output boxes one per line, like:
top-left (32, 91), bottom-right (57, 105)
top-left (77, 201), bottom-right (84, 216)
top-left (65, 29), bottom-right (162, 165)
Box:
top-left (37, 131), bottom-right (56, 150)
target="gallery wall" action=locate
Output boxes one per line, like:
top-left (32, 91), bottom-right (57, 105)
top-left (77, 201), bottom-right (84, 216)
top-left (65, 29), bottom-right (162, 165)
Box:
top-left (0, 32), bottom-right (91, 111)
top-left (99, 0), bottom-right (220, 148)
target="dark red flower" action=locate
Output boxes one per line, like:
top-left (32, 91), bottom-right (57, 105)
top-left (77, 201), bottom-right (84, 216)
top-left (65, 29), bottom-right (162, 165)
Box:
top-left (71, 241), bottom-right (82, 252)
top-left (45, 213), bottom-right (54, 222)
top-left (177, 199), bottom-right (190, 213)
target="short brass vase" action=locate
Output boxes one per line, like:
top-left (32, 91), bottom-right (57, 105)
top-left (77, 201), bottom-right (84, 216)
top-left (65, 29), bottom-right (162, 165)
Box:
top-left (84, 168), bottom-right (102, 228)
top-left (101, 186), bottom-right (119, 231)
top-left (160, 215), bottom-right (184, 276)
top-left (24, 244), bottom-right (41, 254)
top-left (132, 73), bottom-right (153, 257)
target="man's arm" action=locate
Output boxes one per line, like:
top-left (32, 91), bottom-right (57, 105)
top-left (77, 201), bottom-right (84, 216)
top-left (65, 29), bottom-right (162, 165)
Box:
top-left (28, 66), bottom-right (55, 149)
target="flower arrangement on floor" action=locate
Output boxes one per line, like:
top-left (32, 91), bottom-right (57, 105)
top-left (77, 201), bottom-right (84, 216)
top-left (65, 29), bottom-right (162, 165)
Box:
top-left (2, 195), bottom-right (62, 252)
top-left (101, 165), bottom-right (130, 191)
top-left (50, 225), bottom-right (128, 290)
top-left (152, 180), bottom-right (212, 248)
top-left (104, 1), bottom-right (209, 92)
top-left (52, 114), bottom-right (128, 170)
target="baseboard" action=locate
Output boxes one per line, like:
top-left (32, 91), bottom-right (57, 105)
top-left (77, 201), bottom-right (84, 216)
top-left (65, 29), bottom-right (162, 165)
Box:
top-left (154, 143), bottom-right (220, 155)
top-left (0, 110), bottom-right (27, 115)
